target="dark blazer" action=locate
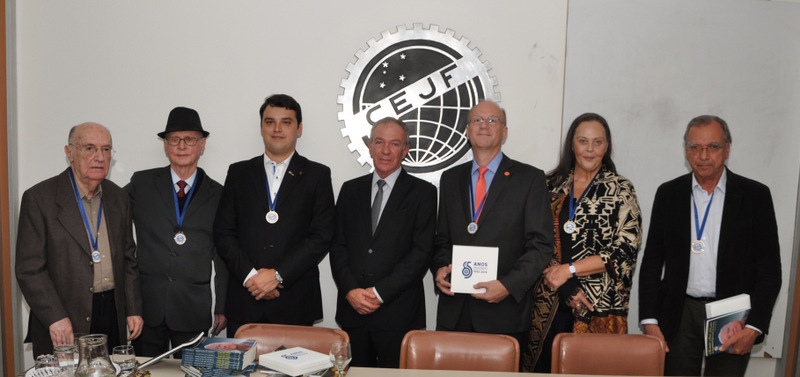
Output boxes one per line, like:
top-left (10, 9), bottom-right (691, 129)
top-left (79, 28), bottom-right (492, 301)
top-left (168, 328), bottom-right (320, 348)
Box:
top-left (16, 168), bottom-right (141, 356)
top-left (214, 153), bottom-right (335, 325)
top-left (638, 169), bottom-right (782, 342)
top-left (330, 169), bottom-right (437, 331)
top-left (125, 166), bottom-right (227, 332)
top-left (431, 155), bottom-right (553, 334)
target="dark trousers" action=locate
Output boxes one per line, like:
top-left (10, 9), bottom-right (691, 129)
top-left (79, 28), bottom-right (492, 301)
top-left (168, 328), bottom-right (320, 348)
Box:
top-left (533, 302), bottom-right (575, 373)
top-left (90, 290), bottom-right (121, 349)
top-left (665, 297), bottom-right (750, 376)
top-left (132, 320), bottom-right (201, 358)
top-left (436, 302), bottom-right (527, 370)
top-left (344, 325), bottom-right (410, 368)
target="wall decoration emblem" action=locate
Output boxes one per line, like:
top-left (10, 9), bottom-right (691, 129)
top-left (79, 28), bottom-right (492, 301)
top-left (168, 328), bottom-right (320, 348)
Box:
top-left (338, 23), bottom-right (499, 184)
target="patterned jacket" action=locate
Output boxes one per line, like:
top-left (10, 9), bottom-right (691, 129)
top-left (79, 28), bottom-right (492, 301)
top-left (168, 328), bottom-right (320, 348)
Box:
top-left (549, 167), bottom-right (642, 316)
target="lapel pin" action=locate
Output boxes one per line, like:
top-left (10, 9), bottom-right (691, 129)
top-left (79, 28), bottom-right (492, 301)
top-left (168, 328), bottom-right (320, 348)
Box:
top-left (288, 171), bottom-right (295, 176)
top-left (504, 171), bottom-right (510, 176)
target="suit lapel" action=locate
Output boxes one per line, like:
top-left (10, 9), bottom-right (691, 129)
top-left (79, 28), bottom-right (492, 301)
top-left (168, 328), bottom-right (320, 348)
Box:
top-left (185, 168), bottom-right (216, 218)
top-left (352, 175), bottom-right (373, 238)
top-left (154, 167), bottom-right (178, 223)
top-left (56, 169), bottom-right (92, 256)
top-left (248, 155), bottom-right (269, 214)
top-left (478, 155), bottom-right (513, 226)
top-left (373, 169), bottom-right (412, 238)
top-left (101, 179), bottom-right (123, 259)
top-left (676, 174), bottom-right (694, 265)
top-left (275, 153), bottom-right (306, 210)
top-left (717, 169), bottom-right (741, 265)
top-left (457, 163), bottom-right (472, 224)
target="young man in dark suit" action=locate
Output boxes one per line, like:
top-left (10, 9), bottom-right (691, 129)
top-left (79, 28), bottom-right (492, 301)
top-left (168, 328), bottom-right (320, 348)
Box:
top-left (639, 115), bottom-right (781, 376)
top-left (214, 94), bottom-right (335, 336)
top-left (126, 107), bottom-right (227, 357)
top-left (432, 100), bottom-right (553, 349)
top-left (330, 117), bottom-right (436, 368)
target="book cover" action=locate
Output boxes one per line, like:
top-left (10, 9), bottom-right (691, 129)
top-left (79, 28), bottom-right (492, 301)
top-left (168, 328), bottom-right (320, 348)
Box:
top-left (450, 245), bottom-right (499, 294)
top-left (259, 347), bottom-right (333, 376)
top-left (704, 294), bottom-right (751, 356)
top-left (181, 337), bottom-right (257, 370)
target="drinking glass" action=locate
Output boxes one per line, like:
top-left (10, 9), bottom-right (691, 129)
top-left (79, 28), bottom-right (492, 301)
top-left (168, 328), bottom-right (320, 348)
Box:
top-left (35, 354), bottom-right (58, 369)
top-left (54, 344), bottom-right (77, 376)
top-left (329, 341), bottom-right (352, 377)
top-left (111, 344), bottom-right (136, 374)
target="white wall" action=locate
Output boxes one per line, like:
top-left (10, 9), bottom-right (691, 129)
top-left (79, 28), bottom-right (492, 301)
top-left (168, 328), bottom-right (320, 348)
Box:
top-left (10, 0), bottom-right (568, 370)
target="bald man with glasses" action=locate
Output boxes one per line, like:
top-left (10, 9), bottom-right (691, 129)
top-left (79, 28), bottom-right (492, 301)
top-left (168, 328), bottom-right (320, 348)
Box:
top-left (16, 122), bottom-right (142, 357)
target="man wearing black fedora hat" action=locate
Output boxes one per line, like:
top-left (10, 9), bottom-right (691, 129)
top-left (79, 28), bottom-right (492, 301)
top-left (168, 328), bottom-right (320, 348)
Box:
top-left (125, 106), bottom-right (228, 357)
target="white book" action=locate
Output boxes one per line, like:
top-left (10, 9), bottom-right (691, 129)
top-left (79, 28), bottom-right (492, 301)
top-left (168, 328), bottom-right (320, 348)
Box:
top-left (705, 293), bottom-right (751, 318)
top-left (259, 347), bottom-right (332, 377)
top-left (450, 245), bottom-right (499, 294)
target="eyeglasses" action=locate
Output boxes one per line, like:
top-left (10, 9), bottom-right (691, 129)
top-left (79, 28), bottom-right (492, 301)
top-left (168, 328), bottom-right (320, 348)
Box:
top-left (70, 144), bottom-right (115, 158)
top-left (685, 142), bottom-right (726, 154)
top-left (469, 117), bottom-right (504, 126)
top-left (166, 136), bottom-right (200, 146)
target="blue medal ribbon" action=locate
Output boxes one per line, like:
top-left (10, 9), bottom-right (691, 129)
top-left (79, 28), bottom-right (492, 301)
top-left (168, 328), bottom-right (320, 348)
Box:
top-left (265, 174), bottom-right (278, 214)
top-left (691, 190), bottom-right (715, 242)
top-left (68, 168), bottom-right (103, 252)
top-left (173, 179), bottom-right (197, 233)
top-left (567, 171), bottom-right (600, 223)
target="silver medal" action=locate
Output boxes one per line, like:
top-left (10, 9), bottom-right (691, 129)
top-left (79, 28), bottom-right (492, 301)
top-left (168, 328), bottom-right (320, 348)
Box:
top-left (91, 250), bottom-right (101, 263)
top-left (266, 210), bottom-right (279, 224)
top-left (174, 232), bottom-right (187, 245)
top-left (691, 240), bottom-right (704, 254)
top-left (467, 222), bottom-right (478, 234)
top-left (563, 221), bottom-right (576, 234)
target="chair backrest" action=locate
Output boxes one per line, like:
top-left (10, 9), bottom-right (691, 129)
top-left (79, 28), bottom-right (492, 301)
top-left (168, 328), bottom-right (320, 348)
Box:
top-left (552, 333), bottom-right (666, 375)
top-left (233, 323), bottom-right (349, 357)
top-left (399, 330), bottom-right (519, 372)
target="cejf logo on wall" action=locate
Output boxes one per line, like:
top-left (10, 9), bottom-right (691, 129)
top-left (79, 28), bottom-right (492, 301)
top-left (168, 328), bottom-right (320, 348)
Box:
top-left (338, 24), bottom-right (500, 184)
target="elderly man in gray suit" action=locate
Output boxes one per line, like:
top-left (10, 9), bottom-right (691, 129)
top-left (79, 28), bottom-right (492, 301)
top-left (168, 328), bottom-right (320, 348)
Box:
top-left (16, 122), bottom-right (143, 357)
top-left (125, 107), bottom-right (227, 357)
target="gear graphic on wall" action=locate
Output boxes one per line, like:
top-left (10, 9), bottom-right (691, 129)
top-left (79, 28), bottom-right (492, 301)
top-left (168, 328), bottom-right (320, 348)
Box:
top-left (338, 23), bottom-right (500, 181)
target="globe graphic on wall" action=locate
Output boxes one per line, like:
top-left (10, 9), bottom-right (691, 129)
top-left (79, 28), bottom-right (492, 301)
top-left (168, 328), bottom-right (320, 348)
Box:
top-left (338, 24), bottom-right (499, 180)
top-left (359, 47), bottom-right (485, 173)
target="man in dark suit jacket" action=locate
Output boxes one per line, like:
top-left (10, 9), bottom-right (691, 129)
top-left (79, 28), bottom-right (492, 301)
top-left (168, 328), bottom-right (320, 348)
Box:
top-left (639, 115), bottom-right (781, 376)
top-left (126, 107), bottom-right (228, 357)
top-left (214, 94), bottom-right (335, 336)
top-left (432, 101), bottom-right (553, 348)
top-left (16, 123), bottom-right (142, 356)
top-left (330, 117), bottom-right (436, 368)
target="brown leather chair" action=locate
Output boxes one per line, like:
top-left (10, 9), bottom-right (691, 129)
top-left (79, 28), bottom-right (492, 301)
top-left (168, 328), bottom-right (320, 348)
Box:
top-left (233, 323), bottom-right (349, 358)
top-left (551, 333), bottom-right (666, 375)
top-left (399, 330), bottom-right (520, 372)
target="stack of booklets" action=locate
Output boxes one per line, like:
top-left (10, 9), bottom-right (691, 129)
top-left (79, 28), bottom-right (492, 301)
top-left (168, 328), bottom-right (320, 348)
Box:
top-left (704, 293), bottom-right (751, 356)
top-left (181, 337), bottom-right (258, 377)
top-left (259, 347), bottom-right (333, 376)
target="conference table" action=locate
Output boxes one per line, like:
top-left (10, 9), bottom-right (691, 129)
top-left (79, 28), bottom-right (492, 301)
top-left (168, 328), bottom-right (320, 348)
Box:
top-left (137, 357), bottom-right (636, 377)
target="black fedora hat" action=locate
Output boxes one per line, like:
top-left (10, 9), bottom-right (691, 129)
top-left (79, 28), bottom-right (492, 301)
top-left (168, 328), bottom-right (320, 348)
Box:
top-left (157, 106), bottom-right (209, 138)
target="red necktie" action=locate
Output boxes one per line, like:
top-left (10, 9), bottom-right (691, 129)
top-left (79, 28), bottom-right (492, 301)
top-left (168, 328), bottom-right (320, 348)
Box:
top-left (177, 180), bottom-right (187, 198)
top-left (475, 167), bottom-right (488, 220)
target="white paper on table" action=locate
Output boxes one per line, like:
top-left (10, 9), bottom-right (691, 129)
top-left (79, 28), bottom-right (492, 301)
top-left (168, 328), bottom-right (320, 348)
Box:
top-left (450, 245), bottom-right (499, 294)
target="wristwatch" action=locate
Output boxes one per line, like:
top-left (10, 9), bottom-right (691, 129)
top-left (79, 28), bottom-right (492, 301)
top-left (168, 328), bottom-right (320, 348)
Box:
top-left (274, 270), bottom-right (284, 284)
top-left (568, 263), bottom-right (577, 278)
